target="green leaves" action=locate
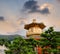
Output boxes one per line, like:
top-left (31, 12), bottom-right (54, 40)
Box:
top-left (4, 37), bottom-right (36, 54)
top-left (41, 27), bottom-right (60, 53)
top-left (0, 27), bottom-right (60, 54)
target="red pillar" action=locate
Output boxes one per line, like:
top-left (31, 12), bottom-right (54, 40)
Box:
top-left (35, 38), bottom-right (42, 54)
top-left (37, 46), bottom-right (42, 54)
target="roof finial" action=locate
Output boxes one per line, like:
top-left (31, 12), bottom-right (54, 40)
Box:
top-left (33, 19), bottom-right (36, 23)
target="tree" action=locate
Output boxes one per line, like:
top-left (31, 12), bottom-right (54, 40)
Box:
top-left (0, 27), bottom-right (60, 54)
top-left (5, 36), bottom-right (36, 54)
top-left (0, 38), bottom-right (10, 46)
top-left (40, 27), bottom-right (60, 54)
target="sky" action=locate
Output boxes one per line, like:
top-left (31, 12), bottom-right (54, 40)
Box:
top-left (0, 0), bottom-right (60, 36)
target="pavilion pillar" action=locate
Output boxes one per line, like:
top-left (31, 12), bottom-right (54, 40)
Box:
top-left (36, 45), bottom-right (42, 54)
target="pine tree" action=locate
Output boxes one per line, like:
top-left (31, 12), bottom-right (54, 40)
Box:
top-left (40, 27), bottom-right (60, 54)
top-left (5, 37), bottom-right (36, 54)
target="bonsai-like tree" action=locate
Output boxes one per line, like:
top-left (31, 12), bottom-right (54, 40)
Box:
top-left (40, 27), bottom-right (60, 54)
top-left (0, 27), bottom-right (60, 54)
top-left (5, 37), bottom-right (36, 54)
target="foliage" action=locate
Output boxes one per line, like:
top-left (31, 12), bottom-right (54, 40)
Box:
top-left (40, 27), bottom-right (60, 54)
top-left (0, 38), bottom-right (10, 46)
top-left (0, 27), bottom-right (60, 54)
top-left (5, 37), bottom-right (36, 54)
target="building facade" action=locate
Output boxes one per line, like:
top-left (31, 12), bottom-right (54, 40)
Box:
top-left (24, 19), bottom-right (46, 54)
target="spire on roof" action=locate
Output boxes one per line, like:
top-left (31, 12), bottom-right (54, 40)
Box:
top-left (32, 19), bottom-right (36, 23)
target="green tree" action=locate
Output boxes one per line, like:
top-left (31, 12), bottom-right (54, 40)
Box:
top-left (0, 27), bottom-right (60, 54)
top-left (5, 36), bottom-right (36, 54)
top-left (40, 27), bottom-right (60, 54)
top-left (0, 38), bottom-right (10, 46)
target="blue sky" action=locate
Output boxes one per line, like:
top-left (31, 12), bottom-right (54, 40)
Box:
top-left (0, 0), bottom-right (60, 36)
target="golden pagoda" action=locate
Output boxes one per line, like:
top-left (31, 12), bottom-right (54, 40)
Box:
top-left (24, 19), bottom-right (46, 38)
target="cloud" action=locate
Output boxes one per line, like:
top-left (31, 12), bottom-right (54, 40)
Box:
top-left (0, 21), bottom-right (17, 35)
top-left (0, 17), bottom-right (28, 35)
top-left (40, 17), bottom-right (60, 31)
top-left (24, 0), bottom-right (38, 10)
top-left (0, 3), bottom-right (28, 35)
top-left (57, 0), bottom-right (60, 2)
top-left (0, 4), bottom-right (22, 35)
top-left (17, 18), bottom-right (27, 25)
top-left (0, 16), bottom-right (5, 21)
top-left (0, 0), bottom-right (59, 35)
top-left (56, 0), bottom-right (60, 3)
top-left (29, 7), bottom-right (50, 14)
top-left (6, 18), bottom-right (28, 35)
top-left (23, 0), bottom-right (52, 14)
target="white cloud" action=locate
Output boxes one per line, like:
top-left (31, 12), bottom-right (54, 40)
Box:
top-left (40, 3), bottom-right (53, 10)
top-left (0, 1), bottom-right (60, 35)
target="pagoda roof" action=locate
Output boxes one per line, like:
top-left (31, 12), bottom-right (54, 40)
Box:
top-left (24, 22), bottom-right (46, 30)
